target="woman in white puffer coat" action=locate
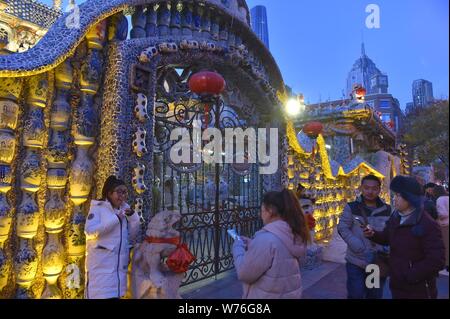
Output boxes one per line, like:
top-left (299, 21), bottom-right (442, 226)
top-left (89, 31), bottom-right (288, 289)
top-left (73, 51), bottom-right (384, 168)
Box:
top-left (85, 176), bottom-right (140, 299)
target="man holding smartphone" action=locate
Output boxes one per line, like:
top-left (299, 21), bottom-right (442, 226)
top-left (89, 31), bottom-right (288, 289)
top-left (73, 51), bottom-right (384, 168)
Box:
top-left (337, 174), bottom-right (391, 299)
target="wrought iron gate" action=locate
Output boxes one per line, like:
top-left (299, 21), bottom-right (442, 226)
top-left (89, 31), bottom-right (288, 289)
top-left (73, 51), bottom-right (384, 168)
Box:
top-left (152, 66), bottom-right (263, 285)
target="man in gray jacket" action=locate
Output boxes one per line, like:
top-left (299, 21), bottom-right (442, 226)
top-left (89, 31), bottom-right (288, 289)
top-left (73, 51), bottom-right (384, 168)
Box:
top-left (337, 174), bottom-right (391, 299)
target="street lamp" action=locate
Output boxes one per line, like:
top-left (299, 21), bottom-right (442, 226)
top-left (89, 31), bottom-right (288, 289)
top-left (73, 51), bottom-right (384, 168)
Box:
top-left (285, 94), bottom-right (305, 117)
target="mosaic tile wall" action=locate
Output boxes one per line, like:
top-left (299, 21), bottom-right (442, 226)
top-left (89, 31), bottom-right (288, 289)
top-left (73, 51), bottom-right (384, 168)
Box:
top-left (0, 0), bottom-right (287, 298)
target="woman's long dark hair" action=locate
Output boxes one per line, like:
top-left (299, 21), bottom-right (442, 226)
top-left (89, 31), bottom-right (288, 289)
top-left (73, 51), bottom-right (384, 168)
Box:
top-left (262, 189), bottom-right (311, 244)
top-left (101, 176), bottom-right (126, 202)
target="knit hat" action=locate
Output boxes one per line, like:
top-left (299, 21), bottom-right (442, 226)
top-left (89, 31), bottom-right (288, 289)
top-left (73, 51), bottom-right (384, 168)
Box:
top-left (390, 175), bottom-right (424, 209)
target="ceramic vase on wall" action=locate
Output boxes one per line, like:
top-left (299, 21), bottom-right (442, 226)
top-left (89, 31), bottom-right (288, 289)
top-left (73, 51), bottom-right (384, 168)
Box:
top-left (108, 13), bottom-right (128, 41)
top-left (0, 245), bottom-right (9, 292)
top-left (47, 168), bottom-right (67, 189)
top-left (0, 192), bottom-right (11, 292)
top-left (80, 50), bottom-right (103, 95)
top-left (44, 190), bottom-right (66, 234)
top-left (0, 99), bottom-right (20, 131)
top-left (27, 74), bottom-right (48, 109)
top-left (14, 239), bottom-right (38, 298)
top-left (51, 90), bottom-right (71, 130)
top-left (55, 60), bottom-right (73, 90)
top-left (64, 206), bottom-right (85, 299)
top-left (69, 146), bottom-right (94, 206)
top-left (0, 193), bottom-right (11, 245)
top-left (23, 107), bottom-right (45, 149)
top-left (41, 233), bottom-right (65, 299)
top-left (131, 6), bottom-right (147, 38)
top-left (0, 130), bottom-right (16, 164)
top-left (0, 164), bottom-right (12, 193)
top-left (66, 206), bottom-right (86, 258)
top-left (16, 191), bottom-right (39, 239)
top-left (86, 19), bottom-right (106, 50)
top-left (74, 94), bottom-right (97, 146)
top-left (20, 149), bottom-right (42, 192)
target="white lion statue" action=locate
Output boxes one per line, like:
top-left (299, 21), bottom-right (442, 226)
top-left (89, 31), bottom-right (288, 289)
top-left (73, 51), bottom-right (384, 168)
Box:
top-left (130, 210), bottom-right (184, 299)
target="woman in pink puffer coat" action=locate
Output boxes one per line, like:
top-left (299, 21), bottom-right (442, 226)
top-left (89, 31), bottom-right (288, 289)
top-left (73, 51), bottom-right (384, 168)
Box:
top-left (232, 189), bottom-right (310, 299)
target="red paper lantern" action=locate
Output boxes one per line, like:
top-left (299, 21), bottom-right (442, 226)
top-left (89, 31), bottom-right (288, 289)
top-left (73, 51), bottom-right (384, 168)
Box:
top-left (303, 121), bottom-right (323, 137)
top-left (355, 87), bottom-right (366, 97)
top-left (188, 71), bottom-right (226, 96)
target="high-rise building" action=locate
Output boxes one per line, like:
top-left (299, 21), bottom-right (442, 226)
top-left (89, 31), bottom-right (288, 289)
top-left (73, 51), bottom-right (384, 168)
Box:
top-left (250, 5), bottom-right (269, 49)
top-left (342, 42), bottom-right (405, 135)
top-left (406, 102), bottom-right (415, 114)
top-left (346, 43), bottom-right (388, 97)
top-left (412, 79), bottom-right (434, 109)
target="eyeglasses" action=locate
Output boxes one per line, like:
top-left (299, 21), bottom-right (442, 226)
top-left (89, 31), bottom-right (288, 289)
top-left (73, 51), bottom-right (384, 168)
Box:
top-left (114, 189), bottom-right (128, 197)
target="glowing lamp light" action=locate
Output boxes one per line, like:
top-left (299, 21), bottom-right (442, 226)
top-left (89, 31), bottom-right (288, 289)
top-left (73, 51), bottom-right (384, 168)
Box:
top-left (286, 98), bottom-right (302, 116)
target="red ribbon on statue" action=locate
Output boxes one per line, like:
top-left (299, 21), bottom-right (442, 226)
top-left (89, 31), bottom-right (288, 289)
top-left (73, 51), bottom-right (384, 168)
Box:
top-left (145, 236), bottom-right (181, 245)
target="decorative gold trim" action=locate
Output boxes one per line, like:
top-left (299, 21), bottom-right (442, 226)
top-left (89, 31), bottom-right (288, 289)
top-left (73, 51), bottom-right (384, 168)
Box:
top-left (0, 4), bottom-right (127, 78)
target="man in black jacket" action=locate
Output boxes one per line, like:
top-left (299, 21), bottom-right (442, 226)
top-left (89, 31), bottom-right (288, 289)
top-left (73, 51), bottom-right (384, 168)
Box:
top-left (424, 183), bottom-right (438, 220)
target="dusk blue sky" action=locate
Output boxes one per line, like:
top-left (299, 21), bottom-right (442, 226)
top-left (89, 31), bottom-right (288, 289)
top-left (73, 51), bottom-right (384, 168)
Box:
top-left (42, 0), bottom-right (449, 109)
top-left (246, 0), bottom-right (449, 108)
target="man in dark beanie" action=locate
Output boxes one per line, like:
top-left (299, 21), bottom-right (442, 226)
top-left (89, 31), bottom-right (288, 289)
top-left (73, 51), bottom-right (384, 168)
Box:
top-left (390, 175), bottom-right (424, 211)
top-left (364, 175), bottom-right (445, 299)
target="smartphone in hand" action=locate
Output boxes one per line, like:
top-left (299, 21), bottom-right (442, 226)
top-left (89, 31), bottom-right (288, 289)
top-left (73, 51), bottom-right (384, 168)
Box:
top-left (227, 229), bottom-right (242, 241)
top-left (354, 217), bottom-right (367, 228)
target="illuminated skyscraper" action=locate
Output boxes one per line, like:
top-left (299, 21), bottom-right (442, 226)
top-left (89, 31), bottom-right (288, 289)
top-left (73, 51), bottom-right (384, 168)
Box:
top-left (250, 5), bottom-right (269, 49)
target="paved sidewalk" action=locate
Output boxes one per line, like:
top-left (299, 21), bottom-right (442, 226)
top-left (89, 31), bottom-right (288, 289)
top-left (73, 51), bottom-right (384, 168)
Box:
top-left (180, 262), bottom-right (449, 299)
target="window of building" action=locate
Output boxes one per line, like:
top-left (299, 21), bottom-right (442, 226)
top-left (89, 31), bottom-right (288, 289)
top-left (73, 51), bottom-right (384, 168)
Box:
top-left (379, 100), bottom-right (390, 108)
top-left (366, 101), bottom-right (375, 108)
top-left (381, 113), bottom-right (391, 123)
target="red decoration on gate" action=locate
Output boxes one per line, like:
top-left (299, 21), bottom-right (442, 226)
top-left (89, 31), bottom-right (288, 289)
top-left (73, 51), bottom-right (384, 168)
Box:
top-left (303, 121), bottom-right (324, 137)
top-left (188, 71), bottom-right (226, 96)
top-left (188, 71), bottom-right (225, 127)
